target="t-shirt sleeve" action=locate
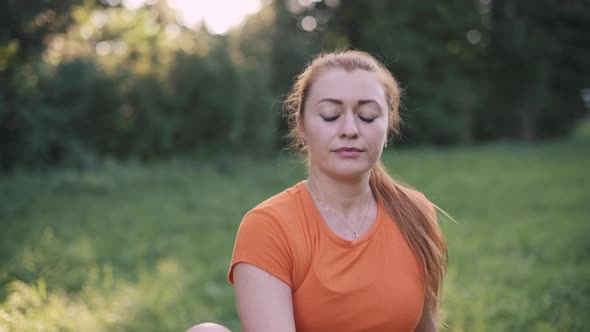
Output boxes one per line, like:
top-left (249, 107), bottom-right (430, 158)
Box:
top-left (227, 209), bottom-right (293, 288)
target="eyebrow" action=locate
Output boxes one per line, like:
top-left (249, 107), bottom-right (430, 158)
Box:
top-left (316, 98), bottom-right (382, 107)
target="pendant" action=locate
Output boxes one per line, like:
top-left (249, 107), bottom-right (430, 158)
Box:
top-left (354, 231), bottom-right (359, 239)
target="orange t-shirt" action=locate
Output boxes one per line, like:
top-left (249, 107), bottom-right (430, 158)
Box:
top-left (228, 181), bottom-right (426, 332)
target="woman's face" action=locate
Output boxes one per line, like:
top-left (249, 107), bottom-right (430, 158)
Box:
top-left (300, 68), bottom-right (389, 181)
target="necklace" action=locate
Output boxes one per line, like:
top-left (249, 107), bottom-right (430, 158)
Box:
top-left (306, 181), bottom-right (372, 239)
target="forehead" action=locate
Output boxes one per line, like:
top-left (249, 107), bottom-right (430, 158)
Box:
top-left (307, 69), bottom-right (386, 104)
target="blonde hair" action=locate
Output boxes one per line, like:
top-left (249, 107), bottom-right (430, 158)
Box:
top-left (284, 50), bottom-right (448, 314)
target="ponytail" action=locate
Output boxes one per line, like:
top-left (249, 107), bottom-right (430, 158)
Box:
top-left (369, 161), bottom-right (448, 314)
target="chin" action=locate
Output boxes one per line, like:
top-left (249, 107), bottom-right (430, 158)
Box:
top-left (324, 161), bottom-right (373, 181)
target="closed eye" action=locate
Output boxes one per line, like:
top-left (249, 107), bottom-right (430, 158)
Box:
top-left (322, 115), bottom-right (339, 122)
top-left (321, 115), bottom-right (376, 123)
top-left (358, 116), bottom-right (376, 123)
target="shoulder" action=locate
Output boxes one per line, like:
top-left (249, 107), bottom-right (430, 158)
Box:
top-left (243, 181), bottom-right (306, 227)
top-left (397, 185), bottom-right (437, 220)
top-left (414, 190), bottom-right (437, 221)
top-left (229, 182), bottom-right (308, 284)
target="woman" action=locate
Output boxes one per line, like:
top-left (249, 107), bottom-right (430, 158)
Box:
top-left (188, 50), bottom-right (447, 332)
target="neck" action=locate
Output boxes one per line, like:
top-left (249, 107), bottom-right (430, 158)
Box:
top-left (306, 168), bottom-right (373, 215)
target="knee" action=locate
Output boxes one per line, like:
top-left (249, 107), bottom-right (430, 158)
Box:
top-left (186, 322), bottom-right (232, 332)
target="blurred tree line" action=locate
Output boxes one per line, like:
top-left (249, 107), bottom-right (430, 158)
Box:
top-left (0, 0), bottom-right (588, 171)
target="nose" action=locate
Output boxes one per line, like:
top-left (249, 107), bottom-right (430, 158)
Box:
top-left (339, 112), bottom-right (359, 139)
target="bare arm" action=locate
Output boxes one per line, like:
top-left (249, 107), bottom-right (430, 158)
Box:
top-left (415, 301), bottom-right (438, 332)
top-left (233, 263), bottom-right (297, 332)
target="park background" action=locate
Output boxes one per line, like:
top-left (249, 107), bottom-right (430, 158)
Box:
top-left (0, 0), bottom-right (589, 331)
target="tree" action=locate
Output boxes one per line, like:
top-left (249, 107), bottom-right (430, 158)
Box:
top-left (486, 0), bottom-right (589, 140)
top-left (0, 0), bottom-right (85, 170)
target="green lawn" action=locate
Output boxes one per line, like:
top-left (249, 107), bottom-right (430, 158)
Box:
top-left (1, 140), bottom-right (588, 331)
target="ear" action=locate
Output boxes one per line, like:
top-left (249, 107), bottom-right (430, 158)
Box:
top-left (295, 112), bottom-right (306, 141)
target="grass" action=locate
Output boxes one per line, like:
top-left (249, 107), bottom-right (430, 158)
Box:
top-left (0, 139), bottom-right (588, 331)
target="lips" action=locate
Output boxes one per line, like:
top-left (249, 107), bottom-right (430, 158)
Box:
top-left (333, 147), bottom-right (364, 152)
top-left (333, 147), bottom-right (364, 158)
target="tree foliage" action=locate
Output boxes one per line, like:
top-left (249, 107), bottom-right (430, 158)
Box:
top-left (0, 0), bottom-right (588, 170)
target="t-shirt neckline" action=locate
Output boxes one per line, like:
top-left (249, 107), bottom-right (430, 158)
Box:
top-left (297, 180), bottom-right (384, 248)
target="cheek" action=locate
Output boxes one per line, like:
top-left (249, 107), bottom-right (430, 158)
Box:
top-left (304, 129), bottom-right (328, 156)
top-left (368, 122), bottom-right (389, 145)
top-left (306, 120), bottom-right (334, 144)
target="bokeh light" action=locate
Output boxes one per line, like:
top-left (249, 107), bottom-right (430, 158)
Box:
top-left (301, 15), bottom-right (317, 32)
